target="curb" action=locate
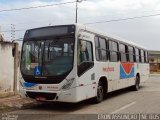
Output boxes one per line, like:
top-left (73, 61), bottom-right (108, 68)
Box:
top-left (150, 74), bottom-right (160, 77)
top-left (0, 92), bottom-right (15, 98)
top-left (0, 105), bottom-right (16, 113)
top-left (19, 100), bottom-right (39, 109)
top-left (0, 97), bottom-right (39, 113)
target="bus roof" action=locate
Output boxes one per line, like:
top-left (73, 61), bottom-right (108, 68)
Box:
top-left (75, 24), bottom-right (147, 50)
top-left (25, 24), bottom-right (147, 50)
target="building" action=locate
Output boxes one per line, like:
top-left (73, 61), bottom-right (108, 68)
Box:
top-left (0, 34), bottom-right (19, 97)
top-left (149, 50), bottom-right (160, 74)
top-left (0, 34), bottom-right (4, 41)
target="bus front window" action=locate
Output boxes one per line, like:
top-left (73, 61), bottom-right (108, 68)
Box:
top-left (21, 37), bottom-right (74, 77)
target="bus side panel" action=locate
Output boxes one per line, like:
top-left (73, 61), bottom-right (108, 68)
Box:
top-left (140, 63), bottom-right (150, 83)
top-left (76, 67), bottom-right (97, 102)
top-left (134, 63), bottom-right (140, 78)
top-left (95, 62), bottom-right (110, 92)
top-left (127, 63), bottom-right (136, 87)
top-left (118, 62), bottom-right (135, 89)
top-left (108, 62), bottom-right (120, 91)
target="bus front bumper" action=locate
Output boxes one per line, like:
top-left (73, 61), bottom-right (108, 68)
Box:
top-left (20, 87), bottom-right (77, 103)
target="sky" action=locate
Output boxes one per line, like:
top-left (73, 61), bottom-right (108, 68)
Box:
top-left (0, 0), bottom-right (160, 50)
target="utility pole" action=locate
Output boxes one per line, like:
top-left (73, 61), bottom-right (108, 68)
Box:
top-left (75, 0), bottom-right (86, 23)
top-left (11, 24), bottom-right (15, 41)
top-left (0, 26), bottom-right (4, 41)
top-left (0, 26), bottom-right (1, 41)
top-left (75, 1), bottom-right (78, 23)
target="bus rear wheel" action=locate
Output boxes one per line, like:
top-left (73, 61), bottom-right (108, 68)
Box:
top-left (93, 81), bottom-right (104, 103)
top-left (132, 75), bottom-right (140, 91)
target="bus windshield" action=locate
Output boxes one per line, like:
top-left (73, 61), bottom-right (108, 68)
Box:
top-left (21, 37), bottom-right (74, 77)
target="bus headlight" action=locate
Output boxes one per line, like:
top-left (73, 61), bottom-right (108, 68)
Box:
top-left (61, 78), bottom-right (75, 90)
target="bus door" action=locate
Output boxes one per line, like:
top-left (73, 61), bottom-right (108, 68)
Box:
top-left (77, 33), bottom-right (94, 85)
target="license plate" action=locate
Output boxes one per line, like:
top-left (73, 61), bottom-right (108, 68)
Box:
top-left (36, 96), bottom-right (46, 101)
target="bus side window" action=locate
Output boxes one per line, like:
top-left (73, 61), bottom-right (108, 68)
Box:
top-left (109, 40), bottom-right (119, 62)
top-left (141, 50), bottom-right (145, 63)
top-left (139, 49), bottom-right (142, 63)
top-left (145, 51), bottom-right (149, 63)
top-left (95, 36), bottom-right (108, 61)
top-left (135, 48), bottom-right (139, 63)
top-left (119, 43), bottom-right (127, 62)
top-left (133, 47), bottom-right (136, 62)
top-left (144, 50), bottom-right (146, 63)
top-left (128, 46), bottom-right (134, 62)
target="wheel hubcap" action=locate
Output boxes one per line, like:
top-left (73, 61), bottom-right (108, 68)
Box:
top-left (136, 77), bottom-right (140, 90)
top-left (97, 86), bottom-right (103, 101)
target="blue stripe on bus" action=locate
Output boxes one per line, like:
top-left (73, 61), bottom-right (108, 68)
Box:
top-left (23, 82), bottom-right (37, 88)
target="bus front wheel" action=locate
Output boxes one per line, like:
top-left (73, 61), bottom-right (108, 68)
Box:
top-left (93, 81), bottom-right (104, 103)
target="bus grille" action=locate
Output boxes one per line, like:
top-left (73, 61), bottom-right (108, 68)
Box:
top-left (26, 92), bottom-right (57, 100)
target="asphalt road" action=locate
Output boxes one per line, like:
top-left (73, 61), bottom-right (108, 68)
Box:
top-left (3, 76), bottom-right (160, 120)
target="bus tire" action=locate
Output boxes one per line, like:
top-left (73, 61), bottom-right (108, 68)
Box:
top-left (93, 81), bottom-right (104, 103)
top-left (132, 75), bottom-right (140, 91)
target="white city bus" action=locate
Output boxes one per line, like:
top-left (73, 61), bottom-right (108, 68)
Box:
top-left (20, 24), bottom-right (149, 103)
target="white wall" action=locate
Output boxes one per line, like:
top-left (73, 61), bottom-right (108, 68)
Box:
top-left (0, 42), bottom-right (14, 92)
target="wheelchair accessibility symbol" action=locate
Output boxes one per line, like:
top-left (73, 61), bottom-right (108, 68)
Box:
top-left (34, 66), bottom-right (42, 76)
